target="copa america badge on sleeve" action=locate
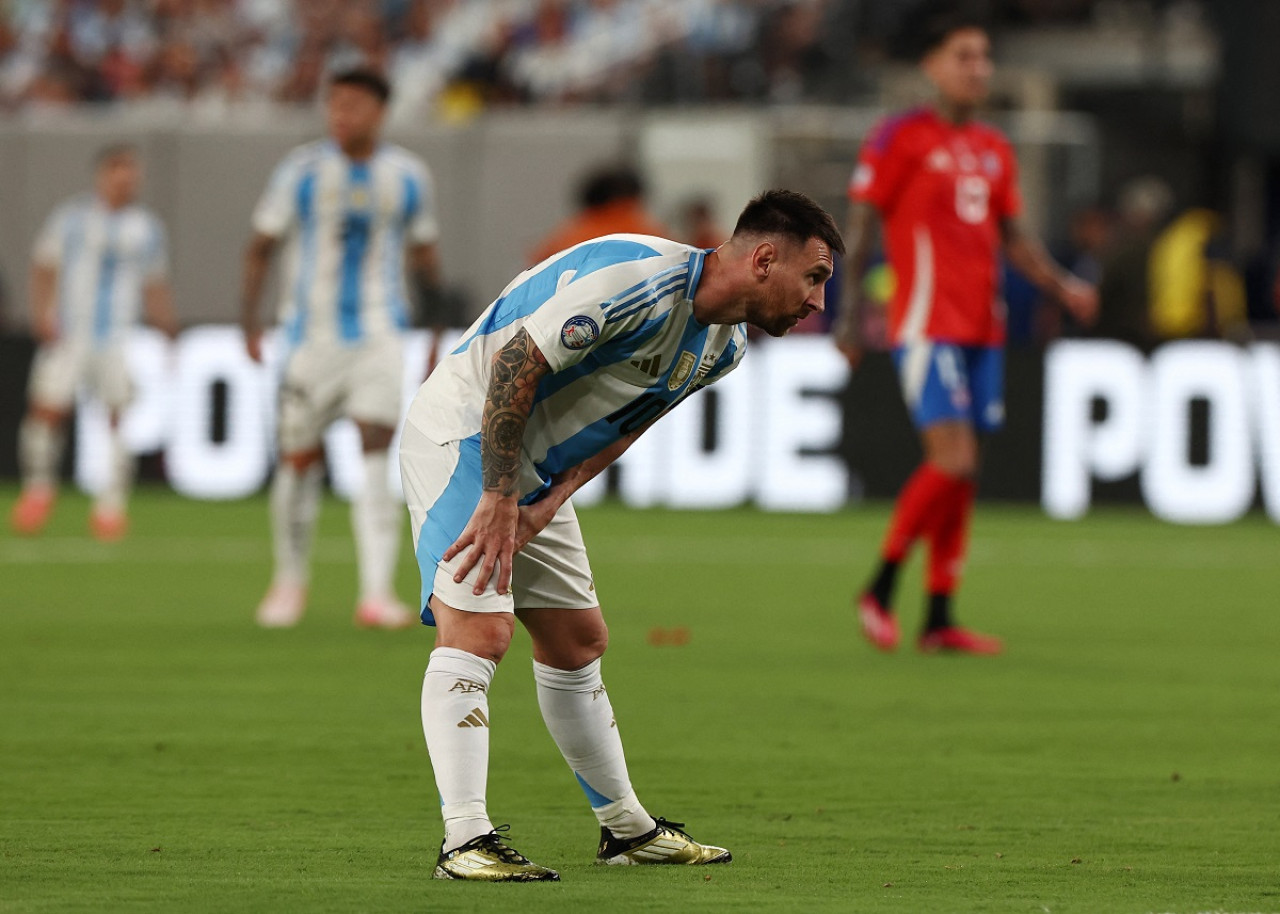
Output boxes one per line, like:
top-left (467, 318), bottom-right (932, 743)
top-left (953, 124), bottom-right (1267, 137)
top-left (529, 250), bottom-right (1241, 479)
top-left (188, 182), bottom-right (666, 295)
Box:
top-left (561, 316), bottom-right (599, 350)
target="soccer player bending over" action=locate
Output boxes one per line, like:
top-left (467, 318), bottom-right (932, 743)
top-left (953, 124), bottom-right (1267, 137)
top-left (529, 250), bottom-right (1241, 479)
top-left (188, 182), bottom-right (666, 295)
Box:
top-left (11, 145), bottom-right (177, 541)
top-left (835, 14), bottom-right (1097, 654)
top-left (401, 190), bottom-right (842, 880)
top-left (241, 67), bottom-right (443, 630)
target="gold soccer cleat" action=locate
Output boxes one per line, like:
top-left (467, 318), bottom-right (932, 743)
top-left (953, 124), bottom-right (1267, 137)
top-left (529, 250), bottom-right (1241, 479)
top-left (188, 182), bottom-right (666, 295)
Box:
top-left (595, 818), bottom-right (732, 866)
top-left (433, 828), bottom-right (560, 882)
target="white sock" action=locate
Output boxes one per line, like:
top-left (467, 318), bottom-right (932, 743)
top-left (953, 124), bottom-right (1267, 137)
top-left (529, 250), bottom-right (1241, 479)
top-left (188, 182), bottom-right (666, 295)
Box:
top-left (18, 416), bottom-right (64, 490)
top-left (534, 658), bottom-right (655, 839)
top-left (352, 450), bottom-right (401, 603)
top-left (423, 647), bottom-right (497, 851)
top-left (269, 462), bottom-right (322, 587)
top-left (96, 427), bottom-right (134, 514)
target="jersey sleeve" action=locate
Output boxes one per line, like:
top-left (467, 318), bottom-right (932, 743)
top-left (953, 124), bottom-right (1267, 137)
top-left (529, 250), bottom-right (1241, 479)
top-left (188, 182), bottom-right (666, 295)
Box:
top-left (698, 328), bottom-right (747, 389)
top-left (251, 155), bottom-right (302, 238)
top-left (991, 136), bottom-right (1023, 221)
top-left (521, 263), bottom-right (680, 374)
top-left (849, 117), bottom-right (915, 212)
top-left (406, 159), bottom-right (441, 245)
top-left (143, 215), bottom-right (169, 282)
top-left (32, 205), bottom-right (67, 267)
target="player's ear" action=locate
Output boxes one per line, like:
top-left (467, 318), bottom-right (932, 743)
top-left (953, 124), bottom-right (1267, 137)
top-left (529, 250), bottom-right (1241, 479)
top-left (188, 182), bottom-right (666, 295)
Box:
top-left (751, 242), bottom-right (776, 281)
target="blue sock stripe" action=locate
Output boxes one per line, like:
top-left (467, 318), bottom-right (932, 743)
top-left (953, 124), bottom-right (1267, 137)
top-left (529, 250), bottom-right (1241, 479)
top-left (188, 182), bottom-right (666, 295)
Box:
top-left (575, 772), bottom-right (615, 809)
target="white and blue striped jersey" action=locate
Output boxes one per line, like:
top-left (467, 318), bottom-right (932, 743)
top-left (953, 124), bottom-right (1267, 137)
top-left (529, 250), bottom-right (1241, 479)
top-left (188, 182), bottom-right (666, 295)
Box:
top-left (252, 140), bottom-right (439, 347)
top-left (407, 234), bottom-right (748, 500)
top-left (33, 194), bottom-right (168, 348)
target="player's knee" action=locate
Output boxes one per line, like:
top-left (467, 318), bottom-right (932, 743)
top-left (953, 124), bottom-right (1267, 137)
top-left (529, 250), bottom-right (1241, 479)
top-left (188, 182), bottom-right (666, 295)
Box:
top-left (936, 450), bottom-right (978, 480)
top-left (29, 404), bottom-right (67, 426)
top-left (438, 611), bottom-right (516, 664)
top-left (565, 618), bottom-right (609, 668)
top-left (924, 429), bottom-right (979, 479)
top-left (579, 619), bottom-right (609, 663)
top-left (356, 422), bottom-right (394, 453)
top-left (528, 618), bottom-right (608, 670)
top-left (281, 448), bottom-right (323, 472)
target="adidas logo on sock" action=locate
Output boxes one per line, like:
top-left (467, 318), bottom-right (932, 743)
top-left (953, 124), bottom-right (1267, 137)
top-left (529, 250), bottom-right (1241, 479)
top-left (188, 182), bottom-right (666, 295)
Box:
top-left (456, 707), bottom-right (489, 728)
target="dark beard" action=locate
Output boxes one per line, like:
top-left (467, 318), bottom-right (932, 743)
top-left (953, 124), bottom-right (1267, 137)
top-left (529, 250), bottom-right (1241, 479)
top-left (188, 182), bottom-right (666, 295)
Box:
top-left (747, 301), bottom-right (794, 338)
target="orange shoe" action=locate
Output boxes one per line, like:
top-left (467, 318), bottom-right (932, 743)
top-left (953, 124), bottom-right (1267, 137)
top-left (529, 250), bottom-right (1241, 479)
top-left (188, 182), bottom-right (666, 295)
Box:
top-left (355, 597), bottom-right (417, 630)
top-left (11, 486), bottom-right (55, 536)
top-left (918, 626), bottom-right (1003, 655)
top-left (89, 507), bottom-right (129, 542)
top-left (256, 581), bottom-right (308, 628)
top-left (856, 593), bottom-right (899, 651)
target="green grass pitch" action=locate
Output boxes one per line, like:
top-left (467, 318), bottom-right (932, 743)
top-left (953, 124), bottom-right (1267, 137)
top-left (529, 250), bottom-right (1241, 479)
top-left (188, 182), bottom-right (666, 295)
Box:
top-left (3, 486), bottom-right (1279, 913)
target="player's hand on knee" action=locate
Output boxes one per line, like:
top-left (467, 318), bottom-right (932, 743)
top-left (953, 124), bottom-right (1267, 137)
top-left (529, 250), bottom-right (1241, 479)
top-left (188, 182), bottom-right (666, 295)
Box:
top-left (445, 493), bottom-right (519, 595)
top-left (515, 499), bottom-right (557, 552)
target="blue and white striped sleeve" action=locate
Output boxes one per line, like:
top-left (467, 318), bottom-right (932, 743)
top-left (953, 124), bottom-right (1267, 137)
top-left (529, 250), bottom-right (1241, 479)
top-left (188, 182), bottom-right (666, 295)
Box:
top-left (405, 158), bottom-right (440, 245)
top-left (522, 261), bottom-right (681, 374)
top-left (251, 154), bottom-right (302, 238)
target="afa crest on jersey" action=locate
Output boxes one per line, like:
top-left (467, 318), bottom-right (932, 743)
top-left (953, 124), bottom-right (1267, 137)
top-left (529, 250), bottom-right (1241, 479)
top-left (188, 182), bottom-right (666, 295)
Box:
top-left (561, 315), bottom-right (599, 350)
top-left (668, 351), bottom-right (697, 390)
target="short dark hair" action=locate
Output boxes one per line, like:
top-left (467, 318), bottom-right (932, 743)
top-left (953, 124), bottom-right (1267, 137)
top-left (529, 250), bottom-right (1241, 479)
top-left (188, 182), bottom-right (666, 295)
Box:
top-left (918, 9), bottom-right (989, 59)
top-left (579, 165), bottom-right (645, 209)
top-left (732, 189), bottom-right (845, 257)
top-left (330, 66), bottom-right (392, 104)
top-left (94, 144), bottom-right (137, 169)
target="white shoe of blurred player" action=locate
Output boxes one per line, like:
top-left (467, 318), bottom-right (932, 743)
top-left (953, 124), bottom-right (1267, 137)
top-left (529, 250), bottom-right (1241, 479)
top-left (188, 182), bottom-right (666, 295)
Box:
top-left (354, 597), bottom-right (417, 630)
top-left (256, 581), bottom-right (307, 628)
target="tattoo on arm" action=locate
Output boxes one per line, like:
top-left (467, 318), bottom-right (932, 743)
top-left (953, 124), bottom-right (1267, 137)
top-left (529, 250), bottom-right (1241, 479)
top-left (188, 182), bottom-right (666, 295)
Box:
top-left (481, 328), bottom-right (550, 495)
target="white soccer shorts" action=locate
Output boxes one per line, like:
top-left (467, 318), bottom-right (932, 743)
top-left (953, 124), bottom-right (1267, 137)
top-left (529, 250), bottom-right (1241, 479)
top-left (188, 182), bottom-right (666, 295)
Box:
top-left (28, 339), bottom-right (132, 412)
top-left (399, 420), bottom-right (599, 625)
top-left (277, 337), bottom-right (404, 453)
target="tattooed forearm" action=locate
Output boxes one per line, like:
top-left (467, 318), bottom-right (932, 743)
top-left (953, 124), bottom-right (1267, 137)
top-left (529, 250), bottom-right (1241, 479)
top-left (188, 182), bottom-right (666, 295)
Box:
top-left (481, 328), bottom-right (550, 495)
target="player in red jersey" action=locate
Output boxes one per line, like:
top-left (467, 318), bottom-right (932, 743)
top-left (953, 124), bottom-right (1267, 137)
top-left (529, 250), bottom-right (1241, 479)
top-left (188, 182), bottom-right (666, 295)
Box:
top-left (835, 13), bottom-right (1097, 654)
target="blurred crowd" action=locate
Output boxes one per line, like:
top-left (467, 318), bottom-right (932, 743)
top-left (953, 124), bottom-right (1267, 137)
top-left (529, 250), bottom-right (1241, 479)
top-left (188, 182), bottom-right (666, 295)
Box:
top-left (0, 0), bottom-right (863, 121)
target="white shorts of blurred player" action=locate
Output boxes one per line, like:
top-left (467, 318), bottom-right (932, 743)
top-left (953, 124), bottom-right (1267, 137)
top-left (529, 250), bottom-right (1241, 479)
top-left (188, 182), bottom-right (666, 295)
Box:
top-left (277, 337), bottom-right (404, 454)
top-left (399, 421), bottom-right (598, 624)
top-left (28, 339), bottom-right (133, 413)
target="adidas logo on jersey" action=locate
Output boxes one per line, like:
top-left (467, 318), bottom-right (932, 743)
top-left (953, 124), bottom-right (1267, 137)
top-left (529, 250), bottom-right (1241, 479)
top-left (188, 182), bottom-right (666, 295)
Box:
top-left (456, 708), bottom-right (489, 728)
top-left (629, 355), bottom-right (662, 376)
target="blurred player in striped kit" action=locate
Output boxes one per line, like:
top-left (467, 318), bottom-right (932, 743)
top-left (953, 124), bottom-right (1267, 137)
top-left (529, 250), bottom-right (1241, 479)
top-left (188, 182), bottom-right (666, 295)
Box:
top-left (835, 13), bottom-right (1097, 654)
top-left (240, 67), bottom-right (443, 630)
top-left (10, 145), bottom-right (177, 541)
